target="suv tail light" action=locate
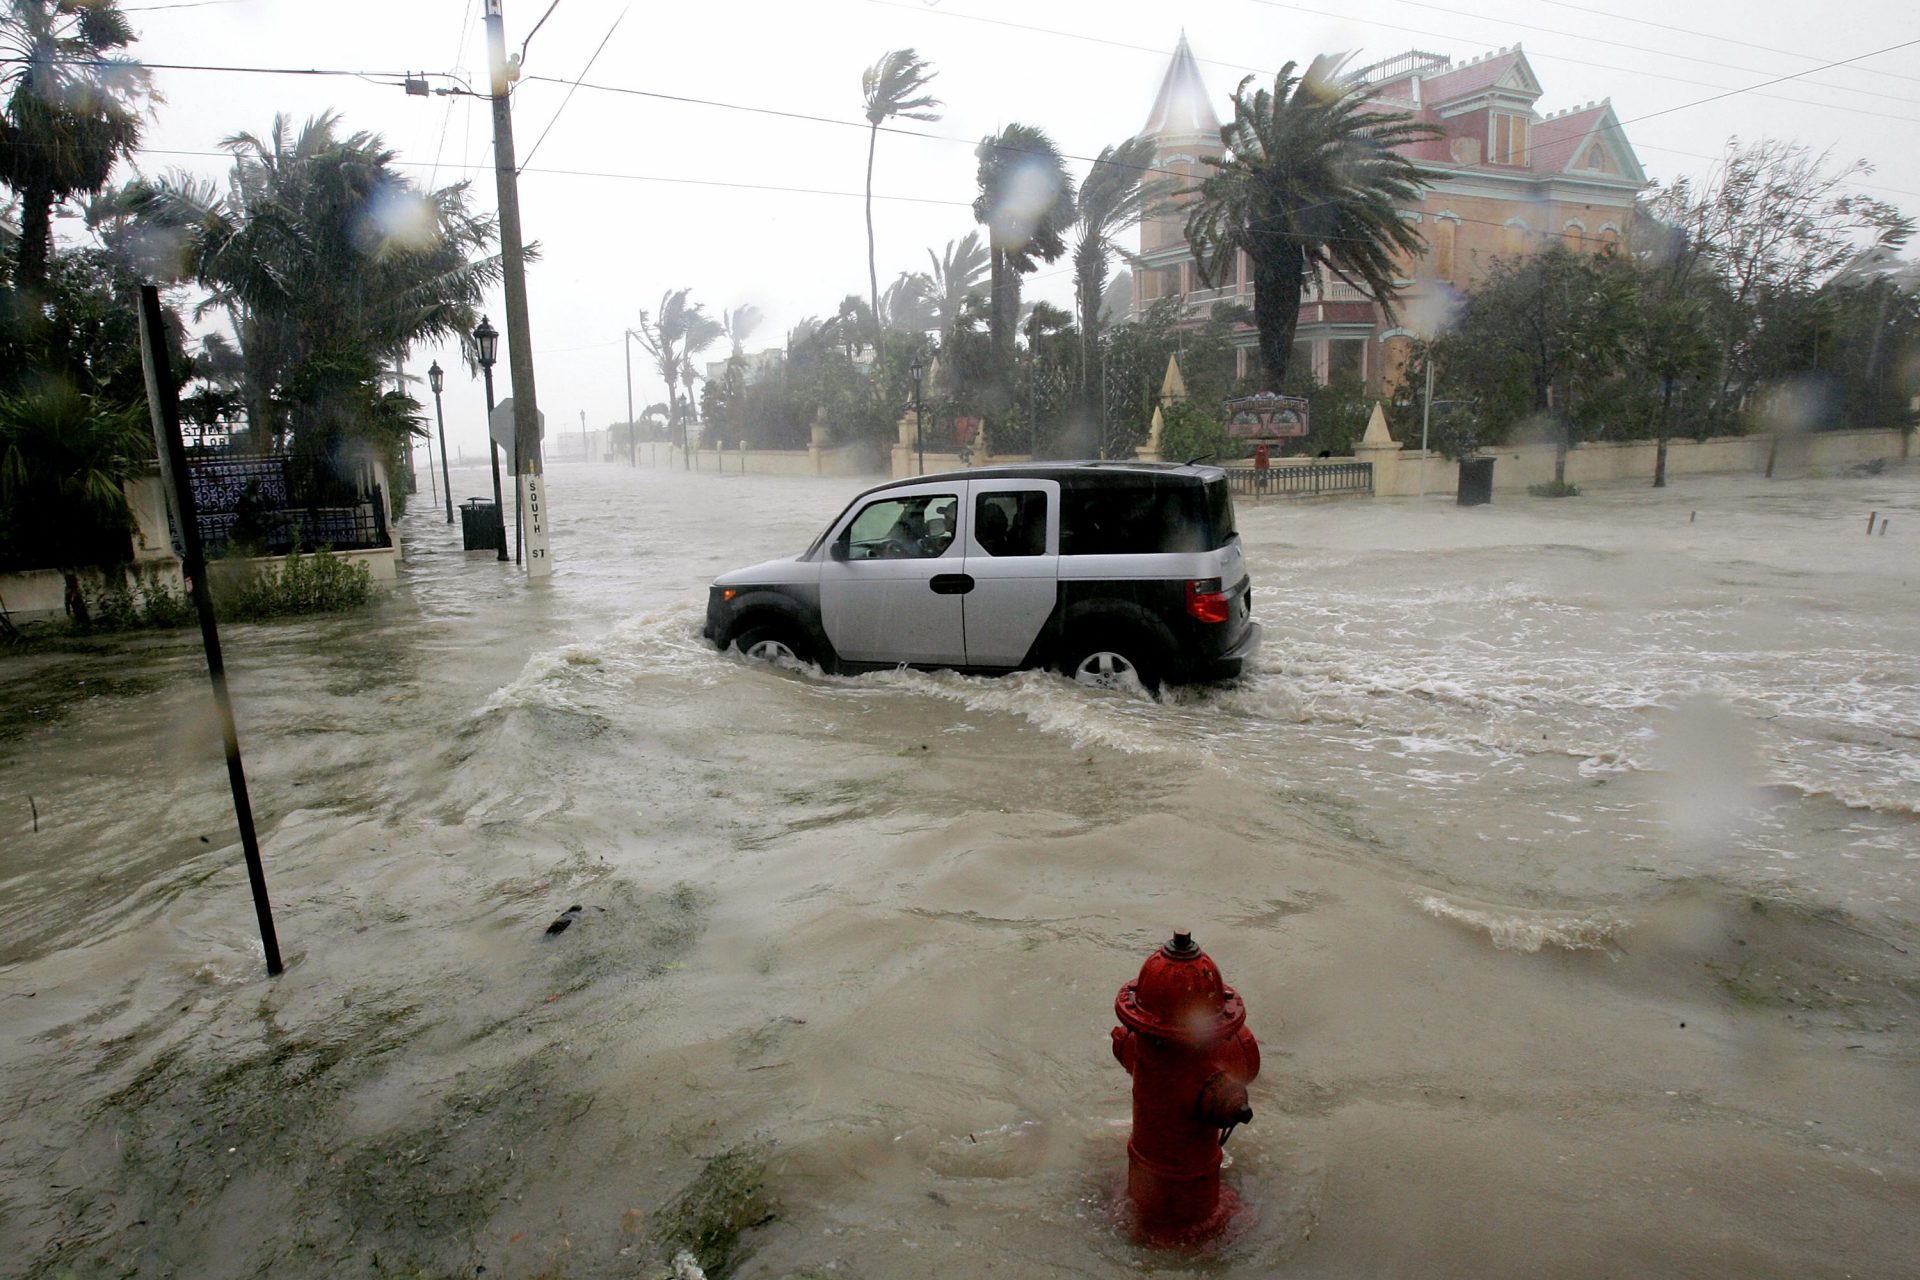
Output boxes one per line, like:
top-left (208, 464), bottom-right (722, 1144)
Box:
top-left (1185, 577), bottom-right (1229, 624)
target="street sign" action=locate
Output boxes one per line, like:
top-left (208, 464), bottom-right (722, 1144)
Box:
top-left (488, 398), bottom-right (545, 465)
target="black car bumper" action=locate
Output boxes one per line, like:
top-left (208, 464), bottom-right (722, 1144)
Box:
top-left (1186, 619), bottom-right (1263, 683)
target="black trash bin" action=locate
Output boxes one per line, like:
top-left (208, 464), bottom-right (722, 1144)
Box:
top-left (460, 497), bottom-right (503, 551)
top-left (1456, 456), bottom-right (1495, 506)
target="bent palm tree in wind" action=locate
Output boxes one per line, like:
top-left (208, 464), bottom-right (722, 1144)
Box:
top-left (926, 230), bottom-right (988, 353)
top-left (1072, 135), bottom-right (1161, 397)
top-left (0, 0), bottom-right (151, 291)
top-left (861, 49), bottom-right (940, 354)
top-left (633, 288), bottom-right (723, 470)
top-left (1183, 54), bottom-right (1436, 386)
top-left (973, 124), bottom-right (1075, 422)
top-left (720, 303), bottom-right (762, 397)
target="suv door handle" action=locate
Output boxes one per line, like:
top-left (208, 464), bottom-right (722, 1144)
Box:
top-left (929, 573), bottom-right (975, 595)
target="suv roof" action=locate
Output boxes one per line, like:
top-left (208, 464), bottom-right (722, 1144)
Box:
top-left (857, 461), bottom-right (1227, 500)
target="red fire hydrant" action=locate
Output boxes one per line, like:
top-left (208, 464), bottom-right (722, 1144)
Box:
top-left (1111, 929), bottom-right (1261, 1246)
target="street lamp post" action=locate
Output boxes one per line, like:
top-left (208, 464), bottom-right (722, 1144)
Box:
top-left (428, 360), bottom-right (453, 524)
top-left (1419, 355), bottom-right (1434, 502)
top-left (623, 329), bottom-right (641, 466)
top-left (475, 316), bottom-right (509, 561)
top-left (910, 355), bottom-right (925, 476)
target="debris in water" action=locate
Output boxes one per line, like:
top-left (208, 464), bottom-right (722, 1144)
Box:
top-left (643, 1143), bottom-right (776, 1277)
top-left (544, 905), bottom-right (584, 936)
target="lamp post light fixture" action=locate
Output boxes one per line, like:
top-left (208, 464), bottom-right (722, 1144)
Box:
top-left (428, 360), bottom-right (453, 524)
top-left (909, 354), bottom-right (925, 477)
top-left (474, 315), bottom-right (509, 561)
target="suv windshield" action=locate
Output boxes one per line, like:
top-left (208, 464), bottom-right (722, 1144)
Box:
top-left (1060, 480), bottom-right (1234, 555)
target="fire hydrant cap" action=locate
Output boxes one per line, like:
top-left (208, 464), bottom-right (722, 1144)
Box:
top-left (1116, 931), bottom-right (1246, 1044)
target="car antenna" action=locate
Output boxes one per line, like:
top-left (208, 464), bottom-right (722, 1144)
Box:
top-left (1184, 454), bottom-right (1216, 465)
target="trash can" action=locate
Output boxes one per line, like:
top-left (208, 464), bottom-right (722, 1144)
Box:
top-left (1456, 456), bottom-right (1495, 506)
top-left (460, 497), bottom-right (503, 551)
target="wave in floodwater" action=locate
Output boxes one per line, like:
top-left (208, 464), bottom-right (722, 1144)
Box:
top-left (1417, 892), bottom-right (1627, 954)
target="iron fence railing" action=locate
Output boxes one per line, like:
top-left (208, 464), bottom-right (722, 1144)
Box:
top-left (186, 454), bottom-right (390, 557)
top-left (1224, 461), bottom-right (1373, 498)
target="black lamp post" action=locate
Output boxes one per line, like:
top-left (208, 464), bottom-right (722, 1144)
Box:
top-left (428, 360), bottom-right (453, 524)
top-left (474, 316), bottom-right (509, 561)
top-left (910, 354), bottom-right (925, 476)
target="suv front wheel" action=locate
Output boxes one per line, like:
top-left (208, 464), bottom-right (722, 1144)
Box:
top-left (735, 621), bottom-right (814, 669)
top-left (1060, 631), bottom-right (1163, 695)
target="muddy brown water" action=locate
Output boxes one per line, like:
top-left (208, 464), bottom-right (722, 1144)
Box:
top-left (2, 462), bottom-right (1917, 1278)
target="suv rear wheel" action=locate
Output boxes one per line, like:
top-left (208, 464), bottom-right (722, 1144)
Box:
top-left (1060, 631), bottom-right (1162, 694)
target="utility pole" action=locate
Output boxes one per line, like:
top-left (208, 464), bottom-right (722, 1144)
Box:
top-left (484, 0), bottom-right (552, 577)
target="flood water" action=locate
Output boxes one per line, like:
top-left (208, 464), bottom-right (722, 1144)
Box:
top-left (3, 460), bottom-right (1918, 1278)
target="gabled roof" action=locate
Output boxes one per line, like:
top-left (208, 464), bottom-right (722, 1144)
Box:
top-left (1530, 100), bottom-right (1646, 184)
top-left (1417, 46), bottom-right (1542, 107)
top-left (1143, 32), bottom-right (1221, 138)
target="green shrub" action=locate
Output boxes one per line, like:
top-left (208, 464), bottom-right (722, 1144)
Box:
top-left (214, 546), bottom-right (374, 620)
top-left (1157, 400), bottom-right (1238, 464)
top-left (76, 567), bottom-right (195, 632)
top-left (1527, 480), bottom-right (1581, 498)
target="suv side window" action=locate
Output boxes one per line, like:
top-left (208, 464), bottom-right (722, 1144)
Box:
top-left (1060, 484), bottom-right (1217, 555)
top-left (839, 493), bottom-right (958, 560)
top-left (973, 490), bottom-right (1047, 557)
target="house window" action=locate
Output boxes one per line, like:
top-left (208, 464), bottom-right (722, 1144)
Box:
top-left (1490, 113), bottom-right (1529, 165)
top-left (1432, 217), bottom-right (1458, 281)
top-left (1159, 267), bottom-right (1183, 299)
top-left (1328, 339), bottom-right (1365, 385)
top-left (1381, 335), bottom-right (1414, 393)
top-left (1581, 142), bottom-right (1615, 174)
top-left (1503, 218), bottom-right (1530, 255)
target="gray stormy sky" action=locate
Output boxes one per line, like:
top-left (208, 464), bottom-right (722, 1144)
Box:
top-left (88, 0), bottom-right (1920, 461)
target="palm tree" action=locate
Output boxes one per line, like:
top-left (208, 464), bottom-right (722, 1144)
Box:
top-left (861, 49), bottom-right (940, 355)
top-left (116, 112), bottom-right (501, 465)
top-left (721, 302), bottom-right (762, 395)
top-left (0, 0), bottom-right (150, 291)
top-left (973, 124), bottom-right (1076, 420)
top-left (633, 288), bottom-right (723, 470)
top-left (1184, 55), bottom-right (1437, 386)
top-left (1072, 135), bottom-right (1159, 395)
top-left (926, 231), bottom-right (988, 351)
top-left (878, 269), bottom-right (934, 334)
top-left (0, 380), bottom-right (149, 619)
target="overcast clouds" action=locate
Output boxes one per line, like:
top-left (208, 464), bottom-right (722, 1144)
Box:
top-left (96, 0), bottom-right (1920, 459)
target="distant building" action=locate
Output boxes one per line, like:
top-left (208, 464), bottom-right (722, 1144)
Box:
top-left (1136, 38), bottom-right (1648, 393)
top-left (704, 347), bottom-right (786, 386)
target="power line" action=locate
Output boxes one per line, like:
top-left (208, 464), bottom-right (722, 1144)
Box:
top-left (1612, 36), bottom-right (1920, 130)
top-left (1632, 140), bottom-right (1920, 202)
top-left (519, 8), bottom-right (625, 169)
top-left (1534, 0), bottom-right (1920, 88)
top-left (426, 0), bottom-right (480, 191)
top-left (485, 161), bottom-right (975, 208)
top-left (1245, 1), bottom-right (1920, 125)
top-left (1374, 0), bottom-right (1920, 106)
top-left (858, 0), bottom-right (1278, 80)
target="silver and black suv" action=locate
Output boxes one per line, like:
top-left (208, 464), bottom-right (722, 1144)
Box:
top-left (702, 462), bottom-right (1260, 691)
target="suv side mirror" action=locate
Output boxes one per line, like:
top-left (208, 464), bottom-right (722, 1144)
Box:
top-left (829, 534), bottom-right (850, 561)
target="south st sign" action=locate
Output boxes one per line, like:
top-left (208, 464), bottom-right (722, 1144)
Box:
top-left (489, 398), bottom-right (553, 576)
